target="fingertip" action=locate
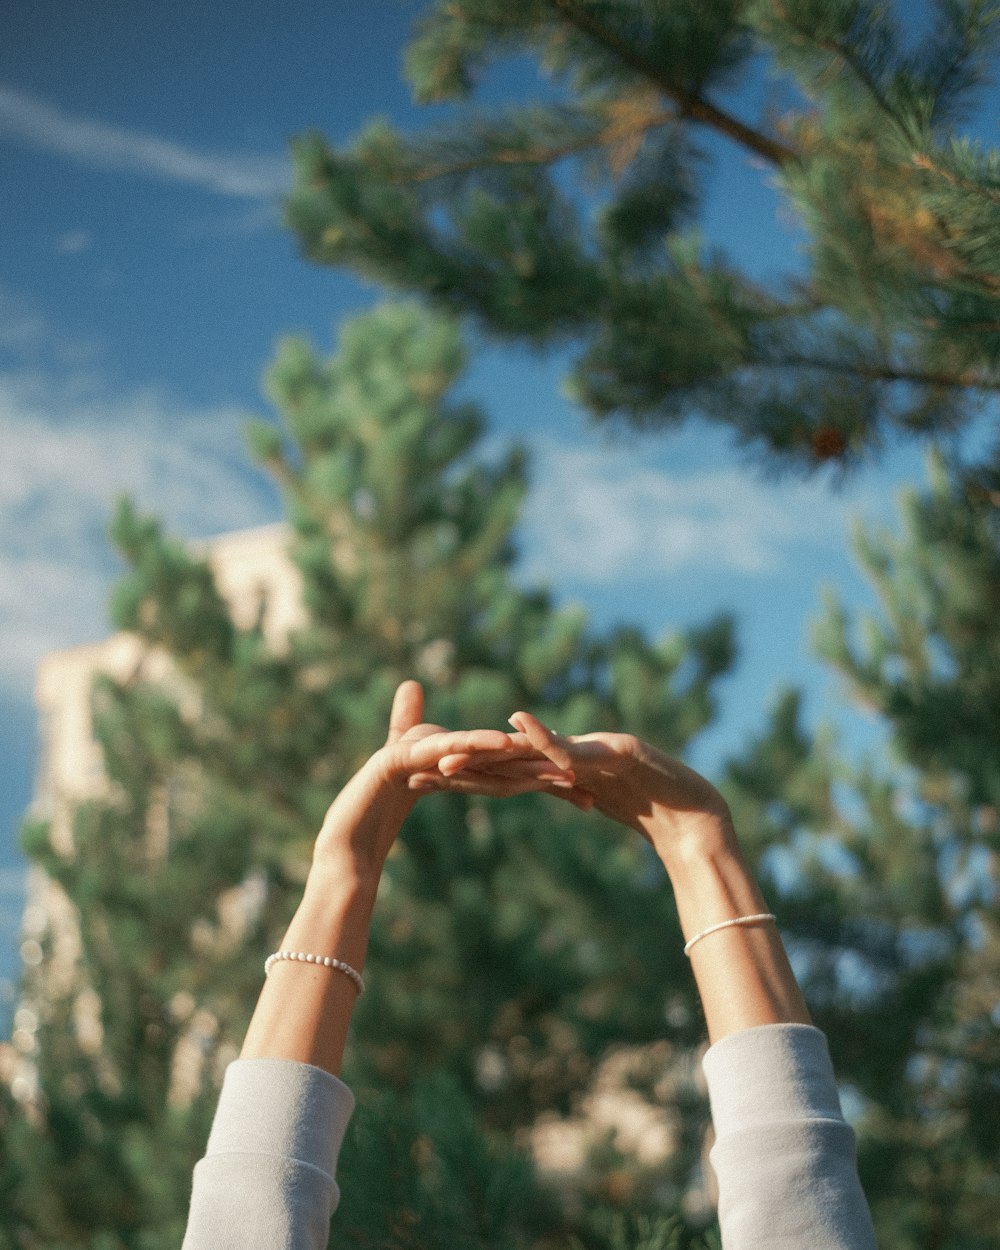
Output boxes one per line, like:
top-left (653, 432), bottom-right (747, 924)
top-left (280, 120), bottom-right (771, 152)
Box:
top-left (408, 770), bottom-right (440, 791)
top-left (388, 679), bottom-right (424, 743)
top-left (394, 678), bottom-right (423, 708)
top-left (438, 753), bottom-right (468, 776)
top-left (511, 710), bottom-right (549, 738)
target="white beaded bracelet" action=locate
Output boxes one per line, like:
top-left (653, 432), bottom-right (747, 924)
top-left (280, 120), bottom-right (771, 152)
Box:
top-left (264, 950), bottom-right (366, 995)
top-left (683, 913), bottom-right (777, 957)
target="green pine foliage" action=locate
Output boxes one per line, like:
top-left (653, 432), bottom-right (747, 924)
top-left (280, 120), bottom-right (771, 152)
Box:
top-left (0, 1085), bottom-right (25, 1250)
top-left (724, 454), bottom-right (1000, 1249)
top-left (9, 304), bottom-right (734, 1248)
top-left (284, 0), bottom-right (1000, 470)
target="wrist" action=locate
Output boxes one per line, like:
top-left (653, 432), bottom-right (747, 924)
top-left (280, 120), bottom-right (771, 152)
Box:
top-left (658, 827), bottom-right (770, 944)
top-left (311, 760), bottom-right (414, 889)
top-left (281, 869), bottom-right (379, 974)
top-left (303, 859), bottom-right (381, 917)
top-left (647, 808), bottom-right (740, 876)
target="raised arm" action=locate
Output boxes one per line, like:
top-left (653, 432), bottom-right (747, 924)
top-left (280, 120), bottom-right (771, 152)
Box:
top-left (435, 712), bottom-right (809, 1043)
top-left (184, 682), bottom-right (573, 1250)
top-left (430, 713), bottom-right (878, 1250)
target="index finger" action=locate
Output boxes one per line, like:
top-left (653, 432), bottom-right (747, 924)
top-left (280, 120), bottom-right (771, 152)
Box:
top-left (437, 736), bottom-right (561, 775)
top-left (403, 728), bottom-right (516, 772)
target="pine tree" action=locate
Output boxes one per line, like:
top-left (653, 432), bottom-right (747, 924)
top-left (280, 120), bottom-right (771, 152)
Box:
top-left (10, 304), bottom-right (733, 1249)
top-left (284, 0), bottom-right (1000, 471)
top-left (723, 453), bottom-right (1000, 1249)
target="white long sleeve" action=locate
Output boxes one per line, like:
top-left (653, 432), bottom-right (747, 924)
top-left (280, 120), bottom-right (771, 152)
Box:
top-left (184, 1025), bottom-right (877, 1249)
top-left (703, 1023), bottom-right (878, 1249)
top-left (182, 1058), bottom-right (355, 1250)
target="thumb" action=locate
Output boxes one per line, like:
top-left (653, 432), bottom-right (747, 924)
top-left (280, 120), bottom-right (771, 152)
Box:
top-left (386, 679), bottom-right (424, 744)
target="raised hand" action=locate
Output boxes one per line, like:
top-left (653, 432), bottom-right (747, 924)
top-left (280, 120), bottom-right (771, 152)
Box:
top-left (312, 683), bottom-right (583, 882)
top-left (432, 710), bottom-right (734, 867)
top-left (313, 680), bottom-right (507, 878)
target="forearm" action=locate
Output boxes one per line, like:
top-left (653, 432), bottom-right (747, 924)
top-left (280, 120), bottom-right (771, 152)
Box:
top-left (240, 865), bottom-right (378, 1076)
top-left (654, 823), bottom-right (875, 1245)
top-left (654, 820), bottom-right (811, 1044)
top-left (188, 863), bottom-right (370, 1245)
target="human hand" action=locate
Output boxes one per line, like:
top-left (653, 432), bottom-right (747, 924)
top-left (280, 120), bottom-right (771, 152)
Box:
top-left (434, 711), bottom-right (734, 868)
top-left (311, 682), bottom-right (581, 886)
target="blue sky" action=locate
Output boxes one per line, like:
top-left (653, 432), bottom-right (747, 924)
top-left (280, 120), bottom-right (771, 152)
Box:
top-left (1, 1), bottom-right (994, 1002)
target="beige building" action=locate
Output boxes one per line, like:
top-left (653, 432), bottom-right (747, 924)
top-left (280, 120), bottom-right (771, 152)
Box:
top-left (5, 524), bottom-right (303, 1106)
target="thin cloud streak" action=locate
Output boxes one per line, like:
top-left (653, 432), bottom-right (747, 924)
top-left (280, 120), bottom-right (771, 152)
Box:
top-left (0, 83), bottom-right (288, 199)
top-left (522, 439), bottom-right (861, 584)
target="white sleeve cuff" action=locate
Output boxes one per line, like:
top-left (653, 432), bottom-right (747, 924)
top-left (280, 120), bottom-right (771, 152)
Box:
top-left (206, 1058), bottom-right (356, 1182)
top-left (702, 1023), bottom-right (844, 1137)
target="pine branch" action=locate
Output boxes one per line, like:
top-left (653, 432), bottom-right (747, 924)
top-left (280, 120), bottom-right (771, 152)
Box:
top-left (545, 0), bottom-right (798, 166)
top-left (842, 152), bottom-right (1000, 297)
top-left (928, 39), bottom-right (977, 126)
top-left (384, 107), bottom-right (676, 185)
top-left (774, 354), bottom-right (1000, 390)
top-left (924, 0), bottom-right (1000, 126)
top-left (911, 151), bottom-right (1000, 208)
top-left (968, 482), bottom-right (1000, 508)
top-left (923, 317), bottom-right (1000, 334)
top-left (770, 0), bottom-right (907, 131)
top-left (657, 355), bottom-right (1000, 392)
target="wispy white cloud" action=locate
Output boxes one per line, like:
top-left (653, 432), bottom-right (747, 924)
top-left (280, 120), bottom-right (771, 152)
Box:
top-left (0, 370), bottom-right (281, 698)
top-left (54, 229), bottom-right (91, 254)
top-left (0, 83), bottom-right (288, 199)
top-left (0, 285), bottom-right (102, 371)
top-left (0, 288), bottom-right (46, 354)
top-left (521, 439), bottom-right (859, 584)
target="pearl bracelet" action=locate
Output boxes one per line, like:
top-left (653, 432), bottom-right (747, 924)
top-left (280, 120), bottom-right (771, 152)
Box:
top-left (683, 913), bottom-right (777, 957)
top-left (264, 950), bottom-right (366, 995)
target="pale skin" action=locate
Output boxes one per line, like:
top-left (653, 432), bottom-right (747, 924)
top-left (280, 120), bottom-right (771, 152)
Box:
top-left (241, 680), bottom-right (810, 1077)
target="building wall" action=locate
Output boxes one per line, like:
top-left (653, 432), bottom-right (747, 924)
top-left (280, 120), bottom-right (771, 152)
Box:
top-left (4, 524), bottom-right (302, 1104)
